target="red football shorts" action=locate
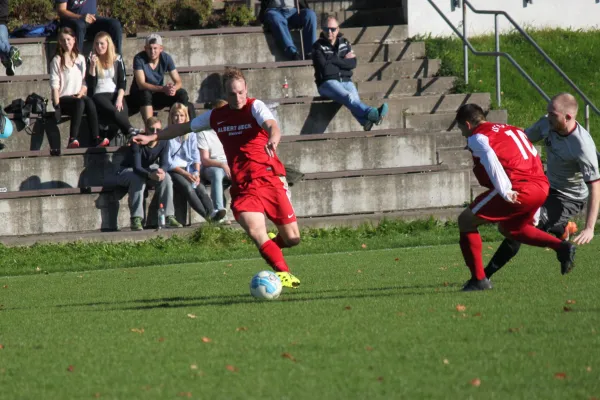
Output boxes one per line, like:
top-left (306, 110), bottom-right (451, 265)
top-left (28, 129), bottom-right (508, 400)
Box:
top-left (470, 180), bottom-right (549, 229)
top-left (230, 175), bottom-right (297, 226)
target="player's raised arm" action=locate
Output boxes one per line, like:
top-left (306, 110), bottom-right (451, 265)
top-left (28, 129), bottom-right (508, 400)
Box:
top-left (133, 110), bottom-right (213, 145)
top-left (468, 134), bottom-right (519, 203)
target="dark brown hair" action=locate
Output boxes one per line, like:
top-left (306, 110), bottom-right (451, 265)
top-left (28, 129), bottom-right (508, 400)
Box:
top-left (55, 27), bottom-right (80, 70)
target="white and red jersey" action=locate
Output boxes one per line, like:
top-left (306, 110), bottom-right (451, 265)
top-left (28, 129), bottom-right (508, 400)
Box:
top-left (191, 98), bottom-right (286, 185)
top-left (468, 122), bottom-right (548, 200)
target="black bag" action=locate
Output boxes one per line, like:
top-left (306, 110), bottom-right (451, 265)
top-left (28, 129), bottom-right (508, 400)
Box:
top-left (25, 93), bottom-right (48, 116)
top-left (4, 98), bottom-right (29, 126)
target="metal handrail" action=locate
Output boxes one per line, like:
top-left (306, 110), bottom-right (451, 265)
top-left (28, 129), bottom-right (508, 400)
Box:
top-left (426, 0), bottom-right (599, 132)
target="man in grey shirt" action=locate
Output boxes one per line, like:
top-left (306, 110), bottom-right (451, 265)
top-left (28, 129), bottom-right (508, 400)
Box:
top-left (485, 92), bottom-right (600, 278)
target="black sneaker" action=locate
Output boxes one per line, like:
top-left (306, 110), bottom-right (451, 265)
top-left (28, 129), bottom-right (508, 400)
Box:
top-left (10, 47), bottom-right (22, 68)
top-left (2, 52), bottom-right (14, 76)
top-left (556, 241), bottom-right (576, 275)
top-left (291, 52), bottom-right (302, 61)
top-left (462, 278), bottom-right (493, 292)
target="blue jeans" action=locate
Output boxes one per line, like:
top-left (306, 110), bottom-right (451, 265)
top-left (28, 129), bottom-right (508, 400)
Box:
top-left (201, 166), bottom-right (227, 211)
top-left (0, 25), bottom-right (10, 59)
top-left (60, 16), bottom-right (123, 54)
top-left (318, 80), bottom-right (373, 126)
top-left (264, 7), bottom-right (317, 58)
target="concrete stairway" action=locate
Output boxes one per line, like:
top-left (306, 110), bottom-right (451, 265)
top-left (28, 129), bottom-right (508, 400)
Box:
top-left (0, 0), bottom-right (506, 239)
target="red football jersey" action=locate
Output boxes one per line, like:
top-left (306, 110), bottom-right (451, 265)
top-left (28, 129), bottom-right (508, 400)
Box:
top-left (209, 98), bottom-right (286, 185)
top-left (469, 122), bottom-right (547, 189)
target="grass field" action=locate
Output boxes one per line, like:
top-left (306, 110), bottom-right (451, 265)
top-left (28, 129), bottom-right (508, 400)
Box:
top-left (1, 239), bottom-right (599, 399)
top-left (423, 29), bottom-right (600, 141)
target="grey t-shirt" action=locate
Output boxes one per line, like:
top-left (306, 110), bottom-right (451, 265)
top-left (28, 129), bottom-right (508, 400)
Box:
top-left (526, 117), bottom-right (600, 200)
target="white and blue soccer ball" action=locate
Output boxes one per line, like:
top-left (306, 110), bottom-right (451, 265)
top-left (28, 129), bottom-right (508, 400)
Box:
top-left (250, 270), bottom-right (282, 300)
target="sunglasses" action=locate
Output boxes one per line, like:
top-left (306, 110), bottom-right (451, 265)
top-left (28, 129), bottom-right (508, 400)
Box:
top-left (323, 27), bottom-right (338, 33)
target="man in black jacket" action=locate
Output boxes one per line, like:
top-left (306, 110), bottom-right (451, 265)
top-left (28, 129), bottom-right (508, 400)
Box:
top-left (258, 0), bottom-right (317, 60)
top-left (312, 16), bottom-right (388, 131)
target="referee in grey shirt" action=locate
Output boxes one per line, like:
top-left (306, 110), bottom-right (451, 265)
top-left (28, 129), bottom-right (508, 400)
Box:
top-left (485, 92), bottom-right (600, 278)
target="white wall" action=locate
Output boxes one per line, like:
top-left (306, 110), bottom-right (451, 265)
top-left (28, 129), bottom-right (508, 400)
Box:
top-left (409, 0), bottom-right (600, 38)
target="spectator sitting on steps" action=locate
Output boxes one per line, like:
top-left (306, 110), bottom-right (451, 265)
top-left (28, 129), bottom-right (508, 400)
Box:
top-left (128, 33), bottom-right (194, 126)
top-left (116, 116), bottom-right (183, 231)
top-left (198, 99), bottom-right (232, 225)
top-left (0, 0), bottom-right (23, 76)
top-left (312, 16), bottom-right (388, 131)
top-left (258, 0), bottom-right (317, 60)
top-left (166, 102), bottom-right (225, 223)
top-left (50, 27), bottom-right (102, 148)
top-left (86, 31), bottom-right (138, 146)
top-left (56, 0), bottom-right (123, 54)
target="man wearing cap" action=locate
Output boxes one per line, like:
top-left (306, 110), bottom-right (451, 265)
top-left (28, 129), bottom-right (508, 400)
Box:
top-left (56, 0), bottom-right (123, 54)
top-left (128, 34), bottom-right (192, 124)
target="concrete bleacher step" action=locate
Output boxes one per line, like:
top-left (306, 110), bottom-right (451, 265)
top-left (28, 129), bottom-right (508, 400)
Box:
top-left (313, 8), bottom-right (407, 27)
top-left (0, 165), bottom-right (470, 236)
top-left (1, 93), bottom-right (490, 152)
top-left (437, 147), bottom-right (472, 169)
top-left (5, 25), bottom-right (411, 76)
top-left (0, 59), bottom-right (442, 105)
top-left (405, 109), bottom-right (509, 132)
top-left (0, 130), bottom-right (437, 191)
top-left (308, 0), bottom-right (404, 12)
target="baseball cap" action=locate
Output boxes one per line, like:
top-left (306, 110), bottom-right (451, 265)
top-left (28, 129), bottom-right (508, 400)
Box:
top-left (145, 33), bottom-right (163, 46)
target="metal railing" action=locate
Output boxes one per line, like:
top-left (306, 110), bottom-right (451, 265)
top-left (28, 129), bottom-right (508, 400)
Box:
top-left (427, 0), bottom-right (600, 132)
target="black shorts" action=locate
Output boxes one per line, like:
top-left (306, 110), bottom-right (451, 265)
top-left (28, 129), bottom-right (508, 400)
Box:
top-left (538, 189), bottom-right (585, 237)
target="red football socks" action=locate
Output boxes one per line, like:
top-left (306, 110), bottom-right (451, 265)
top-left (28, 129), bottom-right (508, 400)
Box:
top-left (259, 240), bottom-right (290, 272)
top-left (272, 234), bottom-right (289, 249)
top-left (508, 224), bottom-right (562, 250)
top-left (459, 231), bottom-right (486, 281)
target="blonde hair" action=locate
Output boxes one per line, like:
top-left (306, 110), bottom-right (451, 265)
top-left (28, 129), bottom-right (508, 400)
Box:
top-left (212, 99), bottom-right (228, 109)
top-left (169, 102), bottom-right (191, 141)
top-left (93, 32), bottom-right (117, 78)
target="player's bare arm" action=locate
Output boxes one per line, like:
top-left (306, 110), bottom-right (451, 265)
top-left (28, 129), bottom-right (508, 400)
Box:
top-left (132, 122), bottom-right (192, 145)
top-left (262, 119), bottom-right (281, 157)
top-left (573, 180), bottom-right (600, 245)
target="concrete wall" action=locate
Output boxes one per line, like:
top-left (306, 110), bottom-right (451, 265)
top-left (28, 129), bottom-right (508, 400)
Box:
top-left (0, 93), bottom-right (490, 152)
top-left (0, 134), bottom-right (437, 191)
top-left (409, 0), bottom-right (600, 37)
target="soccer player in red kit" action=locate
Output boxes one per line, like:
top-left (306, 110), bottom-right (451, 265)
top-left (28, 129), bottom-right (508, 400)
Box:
top-left (455, 104), bottom-right (576, 291)
top-left (133, 67), bottom-right (301, 288)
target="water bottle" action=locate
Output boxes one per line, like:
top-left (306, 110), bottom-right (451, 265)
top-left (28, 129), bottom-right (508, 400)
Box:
top-left (283, 76), bottom-right (289, 98)
top-left (191, 171), bottom-right (199, 189)
top-left (158, 203), bottom-right (166, 229)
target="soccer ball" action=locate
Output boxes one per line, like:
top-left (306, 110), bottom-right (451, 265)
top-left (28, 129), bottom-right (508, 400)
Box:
top-left (250, 271), bottom-right (282, 300)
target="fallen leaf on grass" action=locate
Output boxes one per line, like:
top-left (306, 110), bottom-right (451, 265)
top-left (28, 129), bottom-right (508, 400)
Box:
top-left (2, 285), bottom-right (7, 289)
top-left (344, 306), bottom-right (352, 310)
top-left (394, 258), bottom-right (399, 262)
top-left (443, 282), bottom-right (449, 287)
top-left (470, 378), bottom-right (481, 387)
top-left (67, 365), bottom-right (75, 372)
top-left (0, 344), bottom-right (4, 349)
top-left (190, 364), bottom-right (198, 370)
top-left (241, 240), bottom-right (247, 244)
top-left (377, 377), bottom-right (384, 382)
top-left (131, 328), bottom-right (144, 334)
top-left (361, 244), bottom-right (367, 249)
top-left (439, 266), bottom-right (448, 271)
top-left (566, 300), bottom-right (576, 305)
top-left (177, 392), bottom-right (192, 398)
top-left (281, 352), bottom-right (297, 362)
top-left (563, 306), bottom-right (573, 312)
top-left (487, 246), bottom-right (493, 250)
top-left (158, 337), bottom-right (165, 342)
top-left (227, 264), bottom-right (233, 267)
top-left (201, 337), bottom-right (212, 343)
top-left (473, 313), bottom-right (482, 317)
top-left (187, 314), bottom-right (197, 319)
top-left (94, 393), bottom-right (101, 398)
top-left (365, 346), bottom-right (373, 351)
top-left (35, 267), bottom-right (41, 272)
top-left (236, 327), bottom-right (248, 332)
top-left (456, 304), bottom-right (466, 312)
top-left (554, 372), bottom-right (567, 380)
top-left (226, 365), bottom-right (239, 372)
top-left (586, 366), bottom-right (592, 372)
top-left (508, 327), bottom-right (520, 333)
top-left (443, 359), bottom-right (449, 365)
top-left (357, 269), bottom-right (362, 273)
top-left (396, 312), bottom-right (405, 316)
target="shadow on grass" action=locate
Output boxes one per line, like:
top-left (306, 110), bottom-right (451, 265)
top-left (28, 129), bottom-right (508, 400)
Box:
top-left (46, 283), bottom-right (461, 313)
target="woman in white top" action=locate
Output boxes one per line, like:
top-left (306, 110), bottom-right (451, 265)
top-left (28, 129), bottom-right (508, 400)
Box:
top-left (197, 99), bottom-right (232, 223)
top-left (86, 31), bottom-right (136, 146)
top-left (166, 103), bottom-right (223, 222)
top-left (50, 27), bottom-right (100, 149)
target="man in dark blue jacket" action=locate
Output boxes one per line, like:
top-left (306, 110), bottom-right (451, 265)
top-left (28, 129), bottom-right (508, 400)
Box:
top-left (312, 16), bottom-right (388, 131)
top-left (117, 117), bottom-right (183, 231)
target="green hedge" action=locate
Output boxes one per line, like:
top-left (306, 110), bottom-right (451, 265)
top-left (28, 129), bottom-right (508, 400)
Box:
top-left (7, 0), bottom-right (257, 35)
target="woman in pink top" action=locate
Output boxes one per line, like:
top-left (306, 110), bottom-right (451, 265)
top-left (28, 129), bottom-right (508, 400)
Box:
top-left (50, 27), bottom-right (101, 148)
